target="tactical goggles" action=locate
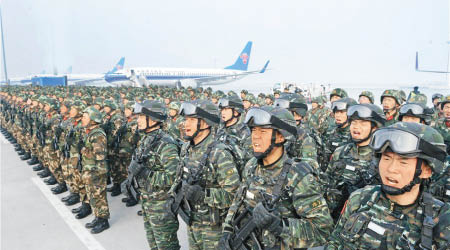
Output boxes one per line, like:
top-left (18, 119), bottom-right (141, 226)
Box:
top-left (370, 128), bottom-right (446, 162)
top-left (244, 108), bottom-right (297, 136)
top-left (331, 101), bottom-right (348, 112)
top-left (134, 102), bottom-right (167, 120)
top-left (179, 102), bottom-right (220, 124)
top-left (432, 94), bottom-right (443, 100)
top-left (399, 103), bottom-right (424, 115)
top-left (273, 99), bottom-right (308, 111)
top-left (218, 98), bottom-right (244, 110)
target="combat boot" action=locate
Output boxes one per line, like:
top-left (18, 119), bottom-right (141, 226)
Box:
top-left (85, 217), bottom-right (99, 229)
top-left (90, 218), bottom-right (109, 234)
top-left (28, 157), bottom-right (40, 165)
top-left (37, 168), bottom-right (51, 178)
top-left (32, 163), bottom-right (44, 171)
top-left (44, 176), bottom-right (57, 185)
top-left (20, 152), bottom-right (31, 160)
top-left (65, 193), bottom-right (80, 206)
top-left (126, 197), bottom-right (138, 207)
top-left (72, 203), bottom-right (84, 213)
top-left (9, 137), bottom-right (17, 143)
top-left (75, 203), bottom-right (92, 219)
top-left (17, 149), bottom-right (25, 156)
top-left (14, 144), bottom-right (21, 150)
top-left (62, 192), bottom-right (76, 202)
top-left (137, 210), bottom-right (143, 216)
top-left (51, 183), bottom-right (67, 194)
top-left (121, 197), bottom-right (129, 203)
top-left (109, 183), bottom-right (121, 197)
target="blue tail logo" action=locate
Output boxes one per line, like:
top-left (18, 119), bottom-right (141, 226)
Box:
top-left (107, 57), bottom-right (125, 74)
top-left (225, 41), bottom-right (252, 71)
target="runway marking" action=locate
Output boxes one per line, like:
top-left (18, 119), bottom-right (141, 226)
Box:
top-left (31, 177), bottom-right (106, 250)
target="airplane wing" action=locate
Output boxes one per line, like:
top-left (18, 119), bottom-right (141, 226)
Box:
top-left (194, 60), bottom-right (270, 84)
top-left (70, 77), bottom-right (109, 86)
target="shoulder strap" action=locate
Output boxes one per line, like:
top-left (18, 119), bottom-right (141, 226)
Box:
top-left (272, 158), bottom-right (294, 198)
top-left (420, 192), bottom-right (438, 250)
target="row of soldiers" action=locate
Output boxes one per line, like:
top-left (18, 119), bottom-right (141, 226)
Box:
top-left (0, 84), bottom-right (449, 249)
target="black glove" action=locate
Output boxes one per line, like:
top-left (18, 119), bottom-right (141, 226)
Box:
top-left (218, 231), bottom-right (233, 250)
top-left (182, 184), bottom-right (205, 203)
top-left (128, 160), bottom-right (143, 176)
top-left (164, 197), bottom-right (177, 219)
top-left (252, 202), bottom-right (283, 236)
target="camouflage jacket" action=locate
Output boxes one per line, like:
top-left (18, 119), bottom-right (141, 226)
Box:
top-left (323, 124), bottom-right (351, 167)
top-left (326, 185), bottom-right (450, 250)
top-left (80, 125), bottom-right (107, 172)
top-left (58, 116), bottom-right (73, 151)
top-left (118, 117), bottom-right (139, 157)
top-left (170, 132), bottom-right (240, 211)
top-left (44, 111), bottom-right (61, 147)
top-left (324, 143), bottom-right (378, 217)
top-left (134, 129), bottom-right (179, 200)
top-left (107, 111), bottom-right (125, 153)
top-left (433, 118), bottom-right (450, 154)
top-left (223, 153), bottom-right (333, 249)
top-left (216, 122), bottom-right (250, 174)
top-left (287, 127), bottom-right (321, 174)
top-left (426, 160), bottom-right (450, 203)
top-left (166, 116), bottom-right (183, 141)
top-left (305, 107), bottom-right (332, 136)
top-left (384, 110), bottom-right (400, 127)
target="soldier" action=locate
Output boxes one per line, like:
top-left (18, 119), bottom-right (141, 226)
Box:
top-left (399, 93), bottom-right (433, 125)
top-left (431, 93), bottom-right (444, 123)
top-left (219, 106), bottom-right (333, 249)
top-left (305, 96), bottom-right (333, 137)
top-left (329, 88), bottom-right (348, 103)
top-left (122, 100), bottom-right (180, 249)
top-left (166, 101), bottom-right (183, 142)
top-left (324, 104), bottom-right (385, 221)
top-left (273, 93), bottom-right (321, 173)
top-left (242, 93), bottom-right (256, 112)
top-left (323, 97), bottom-right (357, 168)
top-left (326, 122), bottom-right (450, 249)
top-left (434, 95), bottom-right (450, 154)
top-left (79, 106), bottom-right (110, 234)
top-left (358, 90), bottom-right (374, 104)
top-left (167, 100), bottom-right (240, 249)
top-left (381, 89), bottom-right (402, 126)
top-left (240, 89), bottom-right (248, 100)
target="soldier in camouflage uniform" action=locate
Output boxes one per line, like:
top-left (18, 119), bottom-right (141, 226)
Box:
top-left (399, 93), bottom-right (433, 125)
top-left (274, 93), bottom-right (322, 174)
top-left (433, 95), bottom-right (450, 154)
top-left (381, 89), bottom-right (402, 126)
top-left (358, 90), bottom-right (374, 104)
top-left (79, 106), bottom-right (110, 234)
top-left (329, 88), bottom-right (348, 103)
top-left (325, 104), bottom-right (385, 221)
top-left (322, 97), bottom-right (357, 168)
top-left (219, 106), bottom-right (333, 249)
top-left (326, 122), bottom-right (450, 249)
top-left (122, 100), bottom-right (180, 249)
top-left (166, 101), bottom-right (184, 142)
top-left (431, 93), bottom-right (444, 124)
top-left (167, 100), bottom-right (240, 250)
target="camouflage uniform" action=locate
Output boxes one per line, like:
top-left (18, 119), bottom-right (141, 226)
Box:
top-left (43, 105), bottom-right (64, 184)
top-left (80, 122), bottom-right (110, 219)
top-left (326, 185), bottom-right (450, 249)
top-left (433, 119), bottom-right (450, 154)
top-left (381, 89), bottom-right (401, 127)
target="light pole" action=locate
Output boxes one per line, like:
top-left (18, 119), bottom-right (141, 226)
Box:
top-left (0, 4), bottom-right (8, 85)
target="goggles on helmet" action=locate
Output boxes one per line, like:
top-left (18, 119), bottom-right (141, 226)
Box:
top-left (179, 102), bottom-right (220, 124)
top-left (244, 108), bottom-right (297, 137)
top-left (399, 103), bottom-right (424, 115)
top-left (218, 98), bottom-right (244, 110)
top-left (274, 99), bottom-right (307, 110)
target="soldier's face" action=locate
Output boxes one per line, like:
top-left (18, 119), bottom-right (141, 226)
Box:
top-left (311, 102), bottom-right (318, 109)
top-left (241, 93), bottom-right (246, 99)
top-left (138, 114), bottom-right (156, 130)
top-left (184, 117), bottom-right (207, 137)
top-left (334, 110), bottom-right (348, 124)
top-left (382, 97), bottom-right (397, 111)
top-left (243, 100), bottom-right (251, 110)
top-left (443, 103), bottom-right (450, 118)
top-left (330, 95), bottom-right (340, 103)
top-left (265, 98), bottom-right (272, 105)
top-left (81, 113), bottom-right (91, 127)
top-left (251, 127), bottom-right (279, 153)
top-left (169, 109), bottom-right (177, 118)
top-left (69, 107), bottom-right (78, 118)
top-left (60, 105), bottom-right (68, 115)
top-left (274, 94), bottom-right (280, 99)
top-left (221, 108), bottom-right (233, 122)
top-left (124, 108), bottom-right (132, 118)
top-left (379, 152), bottom-right (431, 191)
top-left (104, 106), bottom-right (111, 114)
top-left (350, 120), bottom-right (372, 140)
top-left (359, 96), bottom-right (371, 104)
top-left (94, 104), bottom-right (101, 110)
top-left (44, 105), bottom-right (50, 112)
top-left (433, 98), bottom-right (439, 107)
top-left (292, 111), bottom-right (303, 125)
top-left (401, 115), bottom-right (421, 124)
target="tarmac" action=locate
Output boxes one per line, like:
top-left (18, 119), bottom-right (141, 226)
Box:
top-left (1, 133), bottom-right (189, 250)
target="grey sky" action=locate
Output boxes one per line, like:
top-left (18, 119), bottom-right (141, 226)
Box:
top-left (1, 0), bottom-right (448, 90)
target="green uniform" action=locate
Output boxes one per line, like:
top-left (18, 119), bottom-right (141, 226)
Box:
top-left (433, 118), bottom-right (450, 154)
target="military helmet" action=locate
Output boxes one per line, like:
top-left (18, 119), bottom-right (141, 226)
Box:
top-left (72, 100), bottom-right (87, 112)
top-left (432, 93), bottom-right (443, 101)
top-left (330, 88), bottom-right (348, 100)
top-left (134, 100), bottom-right (167, 122)
top-left (406, 93), bottom-right (427, 105)
top-left (103, 99), bottom-right (118, 110)
top-left (380, 89), bottom-right (401, 105)
top-left (124, 101), bottom-right (135, 111)
top-left (371, 122), bottom-right (446, 174)
top-left (227, 90), bottom-right (238, 97)
top-left (93, 97), bottom-right (104, 106)
top-left (45, 98), bottom-right (59, 110)
top-left (244, 106), bottom-right (297, 143)
top-left (331, 97), bottom-right (357, 112)
top-left (179, 99), bottom-right (220, 126)
top-left (168, 101), bottom-right (180, 111)
top-left (218, 95), bottom-right (244, 113)
top-left (311, 96), bottom-right (324, 105)
top-left (347, 103), bottom-right (386, 128)
top-left (399, 90), bottom-right (406, 104)
top-left (62, 100), bottom-right (72, 110)
top-left (359, 91), bottom-right (374, 104)
top-left (274, 93), bottom-right (308, 116)
top-left (241, 89), bottom-right (248, 95)
top-left (83, 106), bottom-right (103, 124)
top-left (398, 101), bottom-right (433, 125)
top-left (440, 94), bottom-right (450, 110)
top-left (244, 93), bottom-right (256, 104)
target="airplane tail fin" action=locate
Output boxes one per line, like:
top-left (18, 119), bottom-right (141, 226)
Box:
top-left (225, 41), bottom-right (252, 71)
top-left (107, 57), bottom-right (125, 74)
top-left (260, 60), bottom-right (270, 73)
top-left (415, 52), bottom-right (419, 71)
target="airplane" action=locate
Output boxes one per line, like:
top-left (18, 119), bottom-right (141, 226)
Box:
top-left (5, 57), bottom-right (125, 86)
top-left (415, 51), bottom-right (450, 73)
top-left (104, 41), bottom-right (270, 88)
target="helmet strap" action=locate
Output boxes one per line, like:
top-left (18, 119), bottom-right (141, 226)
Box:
top-left (382, 158), bottom-right (424, 196)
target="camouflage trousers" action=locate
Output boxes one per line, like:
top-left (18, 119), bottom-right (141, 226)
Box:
top-left (110, 154), bottom-right (129, 185)
top-left (68, 152), bottom-right (85, 197)
top-left (141, 193), bottom-right (180, 250)
top-left (43, 145), bottom-right (64, 183)
top-left (187, 210), bottom-right (222, 250)
top-left (82, 168), bottom-right (110, 219)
